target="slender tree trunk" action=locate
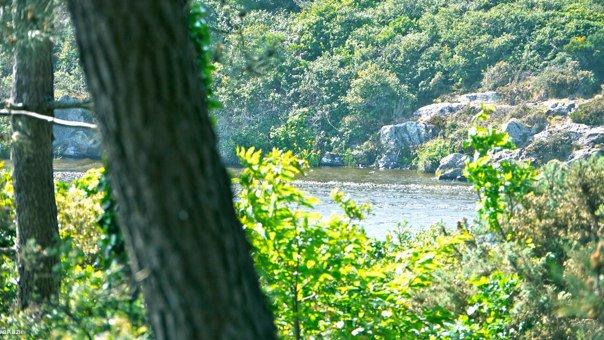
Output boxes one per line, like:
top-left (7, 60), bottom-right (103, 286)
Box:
top-left (10, 0), bottom-right (59, 309)
top-left (67, 1), bottom-right (276, 338)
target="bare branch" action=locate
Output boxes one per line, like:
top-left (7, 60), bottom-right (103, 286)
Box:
top-left (0, 109), bottom-right (98, 129)
top-left (0, 100), bottom-right (23, 110)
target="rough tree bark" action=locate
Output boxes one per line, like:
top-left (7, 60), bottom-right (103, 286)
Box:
top-left (67, 1), bottom-right (276, 338)
top-left (10, 0), bottom-right (60, 308)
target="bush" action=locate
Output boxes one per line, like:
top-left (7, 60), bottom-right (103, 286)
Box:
top-left (570, 95), bottom-right (604, 126)
top-left (481, 61), bottom-right (517, 90)
top-left (236, 147), bottom-right (375, 337)
top-left (235, 146), bottom-right (531, 338)
top-left (503, 158), bottom-right (604, 337)
top-left (269, 108), bottom-right (320, 164)
top-left (0, 168), bottom-right (148, 338)
top-left (533, 60), bottom-right (599, 100)
top-left (414, 138), bottom-right (452, 173)
top-left (342, 139), bottom-right (378, 167)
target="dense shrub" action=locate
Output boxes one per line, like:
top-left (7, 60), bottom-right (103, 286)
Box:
top-left (481, 61), bottom-right (518, 91)
top-left (570, 94), bottom-right (604, 126)
top-left (532, 60), bottom-right (598, 100)
top-left (414, 138), bottom-right (452, 173)
top-left (498, 60), bottom-right (600, 103)
top-left (502, 158), bottom-right (604, 337)
top-left (0, 168), bottom-right (147, 338)
top-left (342, 138), bottom-right (379, 166)
top-left (235, 146), bottom-right (533, 338)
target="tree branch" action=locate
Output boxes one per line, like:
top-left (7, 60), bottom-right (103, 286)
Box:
top-left (0, 109), bottom-right (98, 129)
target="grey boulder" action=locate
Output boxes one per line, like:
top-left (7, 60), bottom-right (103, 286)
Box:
top-left (544, 99), bottom-right (578, 116)
top-left (320, 152), bottom-right (344, 167)
top-left (377, 121), bottom-right (434, 169)
top-left (436, 153), bottom-right (469, 181)
top-left (518, 121), bottom-right (603, 166)
top-left (414, 102), bottom-right (465, 123)
top-left (53, 99), bottom-right (101, 159)
top-left (502, 118), bottom-right (532, 147)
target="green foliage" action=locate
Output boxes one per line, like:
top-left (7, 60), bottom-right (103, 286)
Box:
top-left (70, 168), bottom-right (127, 268)
top-left (448, 272), bottom-right (520, 339)
top-left (95, 171), bottom-right (127, 269)
top-left (189, 1), bottom-right (220, 110)
top-left (532, 59), bottom-right (598, 99)
top-left (269, 108), bottom-right (320, 165)
top-left (0, 162), bottom-right (15, 315)
top-left (0, 168), bottom-right (148, 338)
top-left (414, 138), bottom-right (452, 173)
top-left (501, 157), bottom-right (604, 337)
top-left (464, 106), bottom-right (536, 236)
top-left (235, 147), bottom-right (535, 338)
top-left (0, 162), bottom-right (14, 248)
top-left (570, 94), bottom-right (604, 126)
top-left (236, 147), bottom-right (374, 337)
top-left (343, 63), bottom-right (415, 144)
top-left (211, 0), bottom-right (604, 160)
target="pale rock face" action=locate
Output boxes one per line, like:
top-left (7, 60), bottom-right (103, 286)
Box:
top-left (518, 121), bottom-right (603, 166)
top-left (543, 99), bottom-right (578, 116)
top-left (502, 118), bottom-right (532, 147)
top-left (414, 102), bottom-right (465, 123)
top-left (435, 153), bottom-right (469, 181)
top-left (53, 100), bottom-right (101, 159)
top-left (456, 91), bottom-right (500, 104)
top-left (374, 91), bottom-right (601, 179)
top-left (377, 121), bottom-right (434, 169)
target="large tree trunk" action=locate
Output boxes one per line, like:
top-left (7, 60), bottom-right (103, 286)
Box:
top-left (67, 1), bottom-right (276, 338)
top-left (10, 0), bottom-right (59, 309)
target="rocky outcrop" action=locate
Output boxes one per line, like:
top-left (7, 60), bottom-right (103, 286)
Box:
top-left (377, 121), bottom-right (434, 169)
top-left (374, 91), bottom-right (601, 176)
top-left (502, 121), bottom-right (604, 166)
top-left (320, 152), bottom-right (344, 167)
top-left (502, 118), bottom-right (532, 147)
top-left (414, 103), bottom-right (465, 123)
top-left (457, 91), bottom-right (500, 103)
top-left (53, 98), bottom-right (101, 159)
top-left (435, 153), bottom-right (469, 181)
top-left (414, 91), bottom-right (500, 123)
top-left (544, 99), bottom-right (578, 116)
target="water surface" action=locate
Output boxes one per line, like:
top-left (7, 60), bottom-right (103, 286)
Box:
top-left (297, 168), bottom-right (477, 239)
top-left (50, 159), bottom-right (477, 240)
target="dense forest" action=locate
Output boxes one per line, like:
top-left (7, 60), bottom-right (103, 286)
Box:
top-left (0, 0), bottom-right (602, 338)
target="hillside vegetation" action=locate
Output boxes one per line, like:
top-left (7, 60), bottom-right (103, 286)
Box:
top-left (210, 0), bottom-right (604, 164)
top-left (0, 1), bottom-right (603, 338)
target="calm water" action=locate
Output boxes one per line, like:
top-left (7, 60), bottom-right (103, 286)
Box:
top-left (297, 168), bottom-right (476, 239)
top-left (51, 159), bottom-right (477, 240)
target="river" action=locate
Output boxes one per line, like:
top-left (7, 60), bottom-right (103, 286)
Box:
top-left (297, 168), bottom-right (476, 239)
top-left (52, 159), bottom-right (477, 240)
